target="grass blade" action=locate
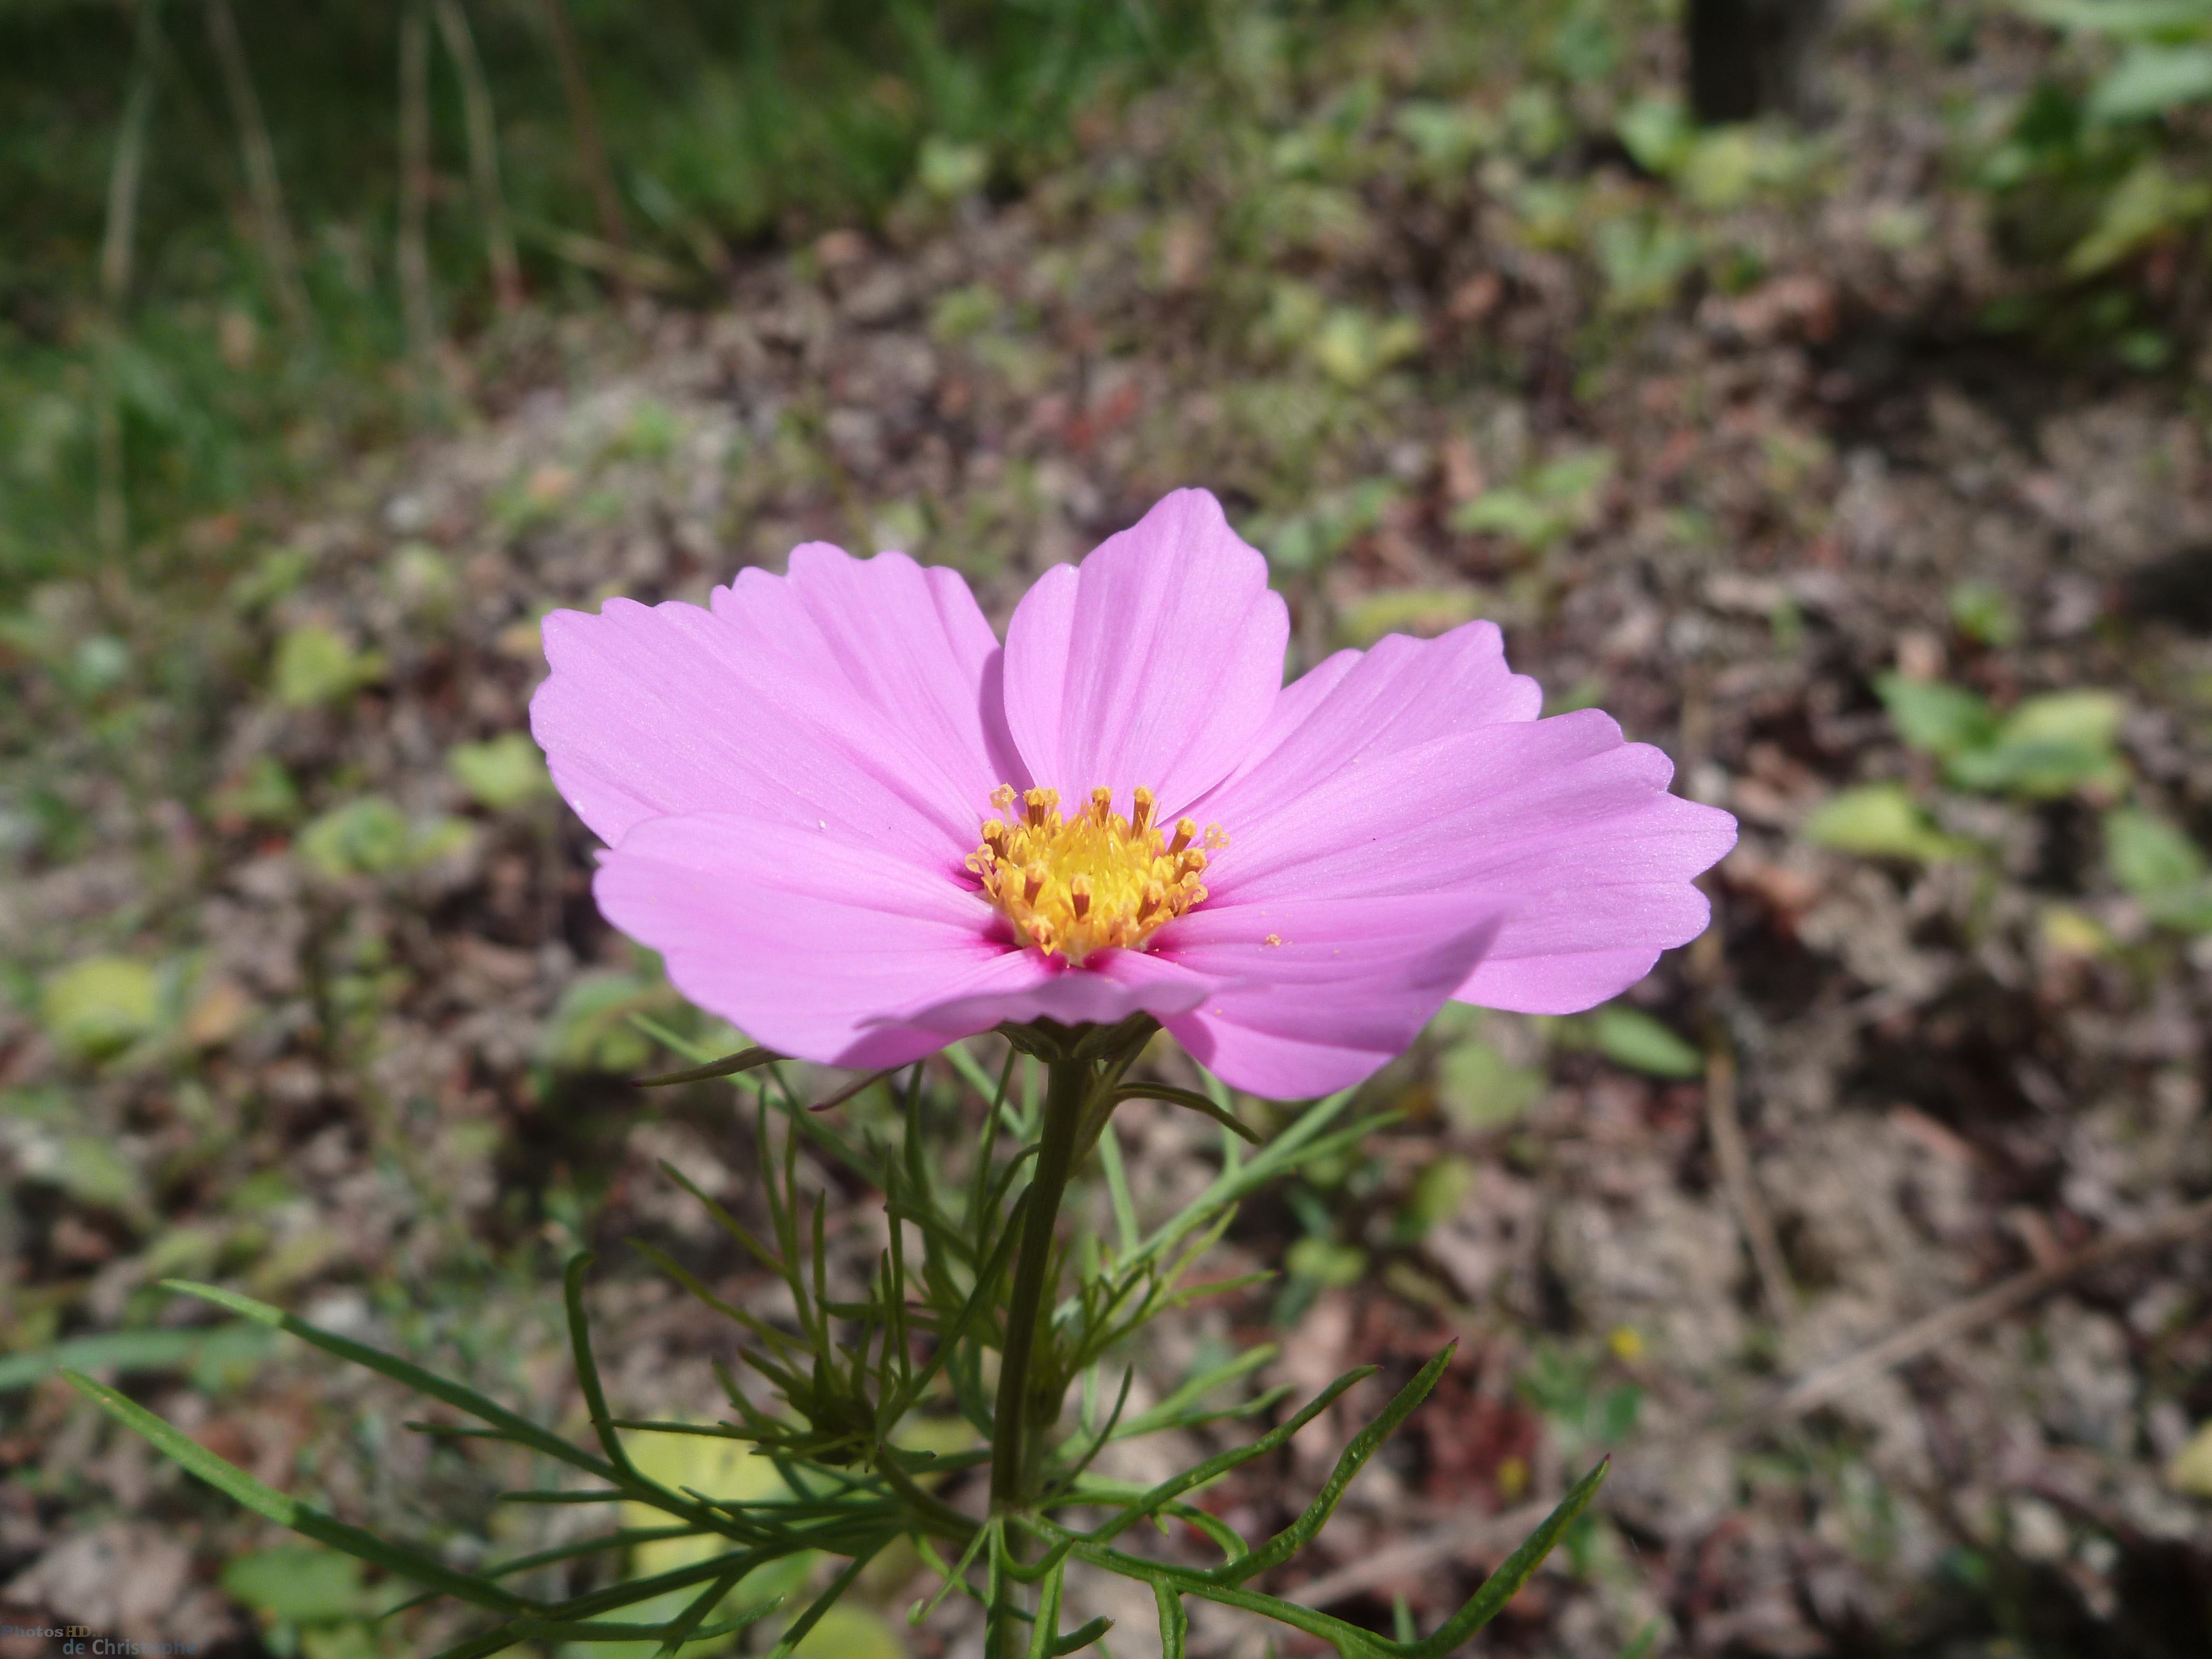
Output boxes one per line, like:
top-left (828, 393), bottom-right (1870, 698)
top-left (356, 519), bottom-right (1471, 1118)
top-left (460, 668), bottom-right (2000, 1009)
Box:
top-left (65, 1372), bottom-right (529, 1614)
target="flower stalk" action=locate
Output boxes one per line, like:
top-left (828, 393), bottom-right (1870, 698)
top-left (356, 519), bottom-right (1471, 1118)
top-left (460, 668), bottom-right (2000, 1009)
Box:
top-left (989, 1019), bottom-right (1154, 1522)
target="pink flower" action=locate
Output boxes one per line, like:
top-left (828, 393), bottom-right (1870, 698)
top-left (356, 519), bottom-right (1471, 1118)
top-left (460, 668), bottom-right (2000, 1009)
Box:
top-left (530, 490), bottom-right (1736, 1098)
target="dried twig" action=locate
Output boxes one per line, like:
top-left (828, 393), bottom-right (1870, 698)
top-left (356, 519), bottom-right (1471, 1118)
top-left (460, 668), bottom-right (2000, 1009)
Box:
top-left (203, 0), bottom-right (313, 337)
top-left (397, 0), bottom-right (437, 364)
top-left (433, 0), bottom-right (523, 311)
top-left (102, 0), bottom-right (163, 312)
top-left (1706, 1045), bottom-right (1795, 1324)
top-left (513, 219), bottom-right (690, 294)
top-left (96, 0), bottom-right (166, 556)
top-left (535, 0), bottom-right (629, 262)
top-left (1773, 1197), bottom-right (2212, 1419)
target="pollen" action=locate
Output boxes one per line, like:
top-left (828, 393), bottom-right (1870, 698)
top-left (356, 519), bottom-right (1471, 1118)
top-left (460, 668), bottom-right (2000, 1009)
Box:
top-left (966, 784), bottom-right (1228, 964)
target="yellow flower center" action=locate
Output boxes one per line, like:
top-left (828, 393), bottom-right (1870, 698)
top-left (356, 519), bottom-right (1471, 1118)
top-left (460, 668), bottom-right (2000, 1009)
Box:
top-left (966, 784), bottom-right (1228, 964)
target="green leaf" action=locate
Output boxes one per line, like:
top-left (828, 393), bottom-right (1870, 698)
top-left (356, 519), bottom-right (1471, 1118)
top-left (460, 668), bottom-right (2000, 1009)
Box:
top-left (1434, 1037), bottom-right (1545, 1132)
top-left (2067, 157), bottom-right (2212, 274)
top-left (1947, 689), bottom-right (2127, 797)
top-left (1153, 1585), bottom-right (1188, 1659)
top-left (1334, 587), bottom-right (1486, 648)
top-left (2089, 44), bottom-right (2212, 121)
top-left (39, 955), bottom-right (162, 1060)
top-left (917, 136), bottom-right (989, 199)
top-left (1308, 308), bottom-right (1421, 388)
top-left (298, 798), bottom-right (476, 880)
top-left (273, 623), bottom-right (387, 708)
top-left (1616, 96), bottom-right (1692, 174)
top-left (221, 1544), bottom-right (371, 1624)
top-left (2105, 807), bottom-right (2212, 930)
top-left (448, 733), bottom-right (553, 811)
top-left (1947, 581), bottom-right (2022, 648)
top-left (1213, 1345), bottom-right (1458, 1585)
top-left (2014, 0), bottom-right (2212, 37)
top-left (1874, 673), bottom-right (1997, 758)
top-left (2107, 806), bottom-right (2207, 892)
top-left (633, 1046), bottom-right (781, 1089)
top-left (542, 971), bottom-right (674, 1074)
top-left (1399, 1158), bottom-right (1475, 1238)
top-left (1589, 1006), bottom-right (1703, 1080)
top-left (0, 1321), bottom-right (271, 1393)
top-left (1413, 1457), bottom-right (1611, 1654)
top-left (1113, 1084), bottom-right (1260, 1144)
top-left (1284, 1238), bottom-right (1368, 1288)
top-left (787, 1603), bottom-right (906, 1659)
top-left (1803, 783), bottom-right (1970, 862)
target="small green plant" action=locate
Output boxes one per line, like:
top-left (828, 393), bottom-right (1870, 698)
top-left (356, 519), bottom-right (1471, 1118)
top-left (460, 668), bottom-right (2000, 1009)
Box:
top-left (296, 797), bottom-right (473, 880)
top-left (1450, 450), bottom-right (1614, 557)
top-left (38, 954), bottom-right (165, 1062)
top-left (68, 1021), bottom-right (1609, 1658)
top-left (2104, 805), bottom-right (2212, 930)
top-left (1804, 782), bottom-right (1973, 862)
top-left (1876, 673), bottom-right (2126, 798)
top-left (449, 733), bottom-right (555, 811)
top-left (273, 624), bottom-right (389, 710)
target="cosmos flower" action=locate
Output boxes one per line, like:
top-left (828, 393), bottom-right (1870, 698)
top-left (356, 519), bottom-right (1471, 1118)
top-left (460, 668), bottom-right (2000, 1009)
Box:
top-left (529, 489), bottom-right (1736, 1098)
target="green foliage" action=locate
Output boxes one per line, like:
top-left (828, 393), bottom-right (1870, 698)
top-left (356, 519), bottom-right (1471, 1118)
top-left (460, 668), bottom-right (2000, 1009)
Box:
top-left (0, 1), bottom-right (1212, 598)
top-left (1984, 0), bottom-right (2212, 342)
top-left (2104, 806), bottom-right (2212, 929)
top-left (78, 1026), bottom-right (1603, 1657)
top-left (1245, 479), bottom-right (1400, 576)
top-left (297, 797), bottom-right (473, 880)
top-left (1874, 674), bottom-right (2000, 756)
top-left (0, 1320), bottom-right (270, 1394)
top-left (1585, 1006), bottom-right (1702, 1080)
top-left (1396, 1157), bottom-right (1475, 1241)
top-left (1948, 581), bottom-right (2023, 648)
top-left (1433, 1034), bottom-right (1546, 1132)
top-left (2067, 157), bottom-right (2212, 274)
top-left (210, 754), bottom-right (305, 828)
top-left (1308, 307), bottom-right (1422, 388)
top-left (1336, 588), bottom-right (1486, 648)
top-left (221, 1544), bottom-right (376, 1626)
top-left (540, 969), bottom-right (679, 1075)
top-left (1877, 674), bottom-right (2127, 797)
top-left (1450, 450), bottom-right (1614, 555)
top-left (274, 624), bottom-right (388, 709)
top-left (1517, 1344), bottom-right (1643, 1459)
top-left (39, 953), bottom-right (164, 1060)
top-left (449, 732), bottom-right (554, 811)
top-left (1804, 783), bottom-right (1971, 862)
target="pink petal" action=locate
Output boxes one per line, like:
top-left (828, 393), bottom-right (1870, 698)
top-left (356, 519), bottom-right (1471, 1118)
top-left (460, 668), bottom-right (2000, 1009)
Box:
top-left (1197, 707), bottom-right (1736, 1016)
top-left (1156, 896), bottom-right (1505, 1098)
top-left (596, 814), bottom-right (1221, 1071)
top-left (1188, 620), bottom-right (1539, 826)
top-left (596, 812), bottom-right (1010, 1069)
top-left (531, 546), bottom-right (1012, 868)
top-left (1001, 489), bottom-right (1288, 814)
top-left (900, 946), bottom-right (1221, 1038)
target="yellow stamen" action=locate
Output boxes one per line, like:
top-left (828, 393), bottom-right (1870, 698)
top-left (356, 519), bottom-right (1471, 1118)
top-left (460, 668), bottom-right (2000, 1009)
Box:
top-left (964, 783), bottom-right (1230, 964)
top-left (1130, 787), bottom-right (1155, 837)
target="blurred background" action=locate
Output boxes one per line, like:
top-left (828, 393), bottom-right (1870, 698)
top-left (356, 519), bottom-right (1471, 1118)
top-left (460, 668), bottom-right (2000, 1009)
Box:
top-left (4, 0), bottom-right (2212, 1654)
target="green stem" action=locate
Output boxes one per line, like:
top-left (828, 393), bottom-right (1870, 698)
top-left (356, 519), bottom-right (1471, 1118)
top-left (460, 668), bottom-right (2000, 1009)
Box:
top-left (990, 1053), bottom-right (1090, 1518)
